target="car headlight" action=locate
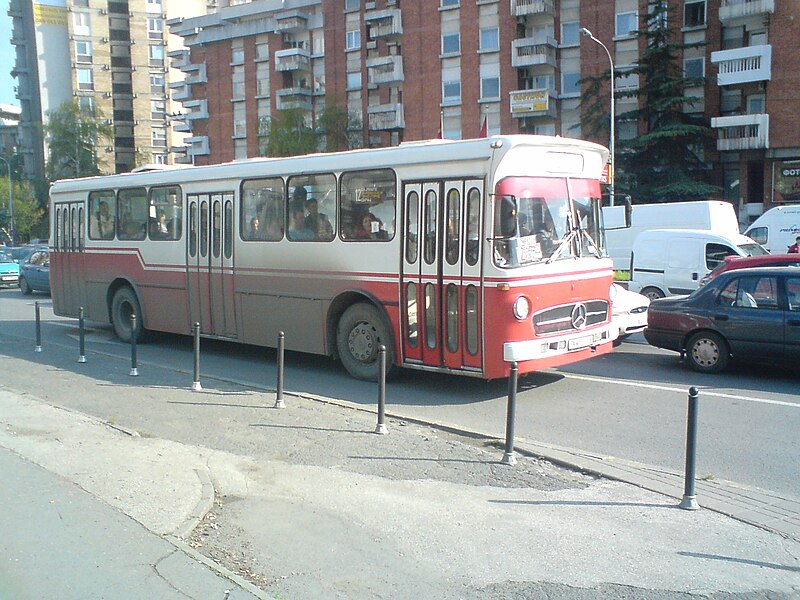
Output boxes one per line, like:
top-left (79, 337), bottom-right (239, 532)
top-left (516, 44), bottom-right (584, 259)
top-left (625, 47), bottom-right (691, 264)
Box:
top-left (513, 296), bottom-right (531, 320)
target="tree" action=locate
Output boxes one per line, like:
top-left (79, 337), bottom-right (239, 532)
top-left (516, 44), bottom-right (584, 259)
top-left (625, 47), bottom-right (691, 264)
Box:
top-left (43, 100), bottom-right (113, 182)
top-left (316, 102), bottom-right (364, 152)
top-left (0, 177), bottom-right (44, 242)
top-left (580, 1), bottom-right (720, 202)
top-left (258, 108), bottom-right (318, 157)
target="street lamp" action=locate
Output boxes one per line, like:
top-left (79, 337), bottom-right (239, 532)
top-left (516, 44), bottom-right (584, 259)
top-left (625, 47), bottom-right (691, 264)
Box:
top-left (579, 27), bottom-right (615, 204)
top-left (0, 155), bottom-right (13, 245)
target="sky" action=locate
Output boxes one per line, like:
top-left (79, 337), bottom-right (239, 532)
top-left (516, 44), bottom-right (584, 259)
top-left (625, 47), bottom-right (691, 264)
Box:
top-left (0, 6), bottom-right (18, 107)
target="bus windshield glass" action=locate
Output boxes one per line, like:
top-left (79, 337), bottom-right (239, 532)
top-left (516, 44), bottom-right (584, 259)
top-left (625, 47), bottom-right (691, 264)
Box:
top-left (493, 177), bottom-right (604, 267)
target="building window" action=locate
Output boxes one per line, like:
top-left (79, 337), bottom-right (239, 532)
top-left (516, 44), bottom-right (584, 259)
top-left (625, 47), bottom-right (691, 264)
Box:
top-left (480, 76), bottom-right (500, 100)
top-left (442, 32), bottom-right (460, 55)
top-left (684, 1), bottom-right (706, 28)
top-left (75, 40), bottom-right (92, 63)
top-left (255, 42), bottom-right (269, 61)
top-left (77, 68), bottom-right (94, 91)
top-left (561, 21), bottom-right (579, 45)
top-left (561, 72), bottom-right (580, 96)
top-left (151, 99), bottom-right (165, 120)
top-left (746, 94), bottom-right (765, 114)
top-left (147, 18), bottom-right (163, 40)
top-left (684, 57), bottom-right (704, 79)
top-left (78, 96), bottom-right (95, 113)
top-left (151, 128), bottom-right (167, 147)
top-left (232, 65), bottom-right (245, 99)
top-left (152, 153), bottom-right (166, 164)
top-left (479, 27), bottom-right (499, 52)
top-left (148, 44), bottom-right (164, 67)
top-left (616, 67), bottom-right (639, 90)
top-left (345, 0), bottom-right (359, 10)
top-left (347, 71), bottom-right (361, 89)
top-left (232, 48), bottom-right (245, 64)
top-left (73, 12), bottom-right (90, 36)
top-left (443, 80), bottom-right (461, 103)
top-left (615, 12), bottom-right (638, 37)
top-left (147, 0), bottom-right (163, 9)
top-left (234, 120), bottom-right (247, 137)
top-left (346, 30), bottom-right (361, 50)
top-left (150, 73), bottom-right (165, 93)
top-left (441, 0), bottom-right (459, 6)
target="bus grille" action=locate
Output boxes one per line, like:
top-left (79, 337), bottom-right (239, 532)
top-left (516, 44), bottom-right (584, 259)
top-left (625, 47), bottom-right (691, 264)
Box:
top-left (533, 300), bottom-right (609, 335)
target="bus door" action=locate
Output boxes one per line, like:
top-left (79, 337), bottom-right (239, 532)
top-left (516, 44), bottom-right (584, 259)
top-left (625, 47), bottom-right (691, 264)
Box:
top-left (441, 180), bottom-right (484, 371)
top-left (57, 201), bottom-right (86, 316)
top-left (401, 184), bottom-right (423, 363)
top-left (187, 193), bottom-right (236, 337)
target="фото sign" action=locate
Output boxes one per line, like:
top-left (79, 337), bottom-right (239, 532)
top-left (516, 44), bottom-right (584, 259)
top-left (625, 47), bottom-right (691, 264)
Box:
top-left (774, 161), bottom-right (800, 203)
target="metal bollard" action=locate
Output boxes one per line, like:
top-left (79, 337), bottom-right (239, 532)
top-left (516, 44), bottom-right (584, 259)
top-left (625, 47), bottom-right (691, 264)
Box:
top-left (375, 345), bottom-right (387, 435)
top-left (78, 306), bottom-right (87, 363)
top-left (34, 301), bottom-right (42, 352)
top-left (129, 313), bottom-right (138, 376)
top-left (501, 362), bottom-right (519, 466)
top-left (191, 322), bottom-right (202, 391)
top-left (679, 386), bottom-right (700, 510)
top-left (274, 331), bottom-right (285, 408)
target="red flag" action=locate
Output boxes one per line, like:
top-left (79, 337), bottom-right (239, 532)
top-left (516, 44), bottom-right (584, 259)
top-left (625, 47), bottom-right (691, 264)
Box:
top-left (479, 114), bottom-right (488, 138)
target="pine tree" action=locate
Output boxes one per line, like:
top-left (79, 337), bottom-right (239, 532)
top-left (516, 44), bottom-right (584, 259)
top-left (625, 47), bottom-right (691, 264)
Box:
top-left (580, 1), bottom-right (720, 202)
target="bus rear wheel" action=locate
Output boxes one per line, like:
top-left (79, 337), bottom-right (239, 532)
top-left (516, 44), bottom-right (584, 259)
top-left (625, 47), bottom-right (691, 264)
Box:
top-left (336, 303), bottom-right (394, 381)
top-left (111, 287), bottom-right (147, 343)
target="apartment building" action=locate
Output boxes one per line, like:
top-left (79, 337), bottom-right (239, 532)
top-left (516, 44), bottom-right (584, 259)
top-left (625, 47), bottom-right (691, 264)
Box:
top-left (0, 104), bottom-right (21, 154)
top-left (8, 0), bottom-right (209, 179)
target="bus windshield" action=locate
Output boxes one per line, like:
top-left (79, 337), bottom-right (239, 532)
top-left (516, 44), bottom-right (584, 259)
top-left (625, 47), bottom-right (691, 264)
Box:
top-left (493, 177), bottom-right (604, 267)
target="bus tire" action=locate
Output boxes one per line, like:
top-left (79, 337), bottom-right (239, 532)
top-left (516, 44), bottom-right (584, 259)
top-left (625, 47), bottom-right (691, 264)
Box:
top-left (19, 277), bottom-right (32, 296)
top-left (111, 287), bottom-right (147, 343)
top-left (336, 303), bottom-right (394, 381)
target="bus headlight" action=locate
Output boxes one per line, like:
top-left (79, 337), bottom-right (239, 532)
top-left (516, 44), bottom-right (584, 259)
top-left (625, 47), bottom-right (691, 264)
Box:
top-left (513, 296), bottom-right (531, 320)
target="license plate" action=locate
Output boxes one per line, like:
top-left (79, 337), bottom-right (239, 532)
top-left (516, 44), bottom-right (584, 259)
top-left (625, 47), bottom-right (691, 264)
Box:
top-left (1, 276), bottom-right (16, 281)
top-left (568, 335), bottom-right (593, 350)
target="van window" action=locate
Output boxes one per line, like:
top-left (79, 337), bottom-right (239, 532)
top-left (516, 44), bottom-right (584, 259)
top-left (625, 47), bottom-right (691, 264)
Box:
top-left (747, 226), bottom-right (767, 246)
top-left (706, 243), bottom-right (736, 270)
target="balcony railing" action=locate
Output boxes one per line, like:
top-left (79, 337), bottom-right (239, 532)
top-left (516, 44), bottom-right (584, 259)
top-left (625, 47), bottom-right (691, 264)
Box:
top-left (710, 44), bottom-right (771, 86)
top-left (275, 48), bottom-right (311, 72)
top-left (186, 136), bottom-right (210, 157)
top-left (276, 89), bottom-right (312, 111)
top-left (711, 113), bottom-right (769, 151)
top-left (511, 36), bottom-right (557, 68)
top-left (274, 12), bottom-right (308, 33)
top-left (719, 0), bottom-right (775, 22)
top-left (365, 8), bottom-right (402, 38)
top-left (366, 55), bottom-right (404, 85)
top-left (510, 0), bottom-right (555, 19)
top-left (368, 103), bottom-right (405, 130)
top-left (169, 81), bottom-right (191, 101)
top-left (509, 88), bottom-right (557, 119)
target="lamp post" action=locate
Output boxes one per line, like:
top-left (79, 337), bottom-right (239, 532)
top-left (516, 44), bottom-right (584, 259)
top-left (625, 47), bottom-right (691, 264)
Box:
top-left (0, 155), bottom-right (13, 245)
top-left (580, 27), bottom-right (615, 205)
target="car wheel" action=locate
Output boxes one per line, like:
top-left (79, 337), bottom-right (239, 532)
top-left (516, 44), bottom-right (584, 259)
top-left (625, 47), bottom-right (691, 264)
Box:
top-left (640, 286), bottom-right (665, 301)
top-left (336, 303), bottom-right (395, 381)
top-left (19, 276), bottom-right (32, 296)
top-left (686, 331), bottom-right (729, 374)
top-left (110, 287), bottom-right (148, 343)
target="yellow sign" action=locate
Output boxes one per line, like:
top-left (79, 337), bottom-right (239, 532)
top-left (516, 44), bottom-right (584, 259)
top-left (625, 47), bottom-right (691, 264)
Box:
top-left (510, 90), bottom-right (549, 114)
top-left (34, 4), bottom-right (68, 26)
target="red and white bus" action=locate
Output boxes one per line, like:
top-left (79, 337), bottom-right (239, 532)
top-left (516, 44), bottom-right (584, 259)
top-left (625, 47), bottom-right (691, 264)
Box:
top-left (49, 135), bottom-right (619, 380)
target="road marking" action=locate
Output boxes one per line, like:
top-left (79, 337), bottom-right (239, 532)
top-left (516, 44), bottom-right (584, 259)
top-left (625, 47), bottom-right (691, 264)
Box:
top-left (560, 373), bottom-right (800, 409)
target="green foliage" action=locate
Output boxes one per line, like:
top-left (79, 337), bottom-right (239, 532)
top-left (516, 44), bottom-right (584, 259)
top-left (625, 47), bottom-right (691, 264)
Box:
top-left (580, 1), bottom-right (720, 203)
top-left (43, 99), bottom-right (113, 182)
top-left (316, 102), bottom-right (364, 152)
top-left (0, 177), bottom-right (44, 241)
top-left (258, 109), bottom-right (318, 157)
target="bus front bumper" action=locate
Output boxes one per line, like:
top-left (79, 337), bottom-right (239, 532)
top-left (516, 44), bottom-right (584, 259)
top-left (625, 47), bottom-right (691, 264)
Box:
top-left (503, 323), bottom-right (618, 362)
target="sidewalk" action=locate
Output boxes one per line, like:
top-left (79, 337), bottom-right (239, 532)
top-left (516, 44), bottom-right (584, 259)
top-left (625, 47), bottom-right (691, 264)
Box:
top-left (1, 339), bottom-right (799, 599)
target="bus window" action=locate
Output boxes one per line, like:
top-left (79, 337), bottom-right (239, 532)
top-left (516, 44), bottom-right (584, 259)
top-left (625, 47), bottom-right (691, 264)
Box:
top-left (212, 196), bottom-right (221, 258)
top-left (224, 199), bottom-right (233, 259)
top-left (406, 282), bottom-right (418, 348)
top-left (424, 189), bottom-right (437, 264)
top-left (149, 186), bottom-right (182, 241)
top-left (445, 188), bottom-right (460, 265)
top-left (465, 187), bottom-right (481, 266)
top-left (200, 198), bottom-right (209, 256)
top-left (89, 190), bottom-right (116, 240)
top-left (425, 283), bottom-right (436, 349)
top-left (405, 190), bottom-right (419, 263)
top-left (241, 178), bottom-right (284, 241)
top-left (71, 206), bottom-right (77, 251)
top-left (118, 187), bottom-right (148, 240)
top-left (340, 169), bottom-right (396, 241)
top-left (188, 201), bottom-right (197, 257)
top-left (445, 283), bottom-right (459, 352)
top-left (466, 285), bottom-right (479, 355)
top-left (54, 207), bottom-right (60, 250)
top-left (288, 174), bottom-right (336, 242)
top-left (62, 208), bottom-right (69, 251)
top-left (78, 206), bottom-right (85, 251)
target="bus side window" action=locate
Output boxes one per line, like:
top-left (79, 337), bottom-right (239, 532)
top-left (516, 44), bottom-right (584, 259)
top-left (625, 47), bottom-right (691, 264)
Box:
top-left (465, 187), bottom-right (481, 266)
top-left (241, 178), bottom-right (284, 241)
top-left (89, 190), bottom-right (116, 240)
top-left (118, 188), bottom-right (148, 241)
top-left (340, 169), bottom-right (396, 242)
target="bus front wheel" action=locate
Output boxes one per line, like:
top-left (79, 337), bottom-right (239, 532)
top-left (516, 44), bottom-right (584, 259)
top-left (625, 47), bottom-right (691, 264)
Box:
top-left (111, 287), bottom-right (146, 343)
top-left (336, 303), bottom-right (394, 381)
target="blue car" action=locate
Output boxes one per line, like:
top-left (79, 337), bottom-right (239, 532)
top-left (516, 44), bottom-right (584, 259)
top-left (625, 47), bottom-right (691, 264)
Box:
top-left (19, 247), bottom-right (50, 295)
top-left (0, 250), bottom-right (20, 288)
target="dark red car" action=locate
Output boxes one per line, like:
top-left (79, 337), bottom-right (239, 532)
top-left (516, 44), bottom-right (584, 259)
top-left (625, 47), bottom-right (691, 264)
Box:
top-left (699, 253), bottom-right (800, 287)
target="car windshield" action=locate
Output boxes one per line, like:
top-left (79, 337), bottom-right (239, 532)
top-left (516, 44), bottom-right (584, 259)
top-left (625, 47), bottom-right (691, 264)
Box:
top-left (739, 243), bottom-right (769, 256)
top-left (0, 252), bottom-right (13, 263)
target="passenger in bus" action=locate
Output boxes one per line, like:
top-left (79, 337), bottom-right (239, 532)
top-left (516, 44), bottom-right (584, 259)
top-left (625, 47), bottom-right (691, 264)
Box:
top-left (156, 210), bottom-right (169, 235)
top-left (304, 197), bottom-right (327, 234)
top-left (248, 216), bottom-right (265, 240)
top-left (315, 213), bottom-right (334, 240)
top-left (353, 213), bottom-right (373, 239)
top-left (288, 203), bottom-right (314, 241)
top-left (95, 200), bottom-right (114, 239)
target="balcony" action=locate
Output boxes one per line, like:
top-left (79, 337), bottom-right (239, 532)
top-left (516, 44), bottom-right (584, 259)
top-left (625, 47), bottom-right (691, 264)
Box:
top-left (510, 0), bottom-right (555, 19)
top-left (365, 8), bottom-right (402, 38)
top-left (509, 88), bottom-right (557, 119)
top-left (169, 81), bottom-right (191, 101)
top-left (275, 48), bottom-right (311, 72)
top-left (183, 99), bottom-right (208, 121)
top-left (168, 48), bottom-right (189, 69)
top-left (186, 136), bottom-right (209, 157)
top-left (511, 36), bottom-right (557, 69)
top-left (719, 0), bottom-right (775, 23)
top-left (710, 44), bottom-right (771, 86)
top-left (172, 121), bottom-right (192, 134)
top-left (368, 103), bottom-right (404, 130)
top-left (366, 55), bottom-right (404, 85)
top-left (276, 87), bottom-right (312, 111)
top-left (274, 11), bottom-right (308, 33)
top-left (184, 64), bottom-right (207, 85)
top-left (711, 113), bottom-right (769, 151)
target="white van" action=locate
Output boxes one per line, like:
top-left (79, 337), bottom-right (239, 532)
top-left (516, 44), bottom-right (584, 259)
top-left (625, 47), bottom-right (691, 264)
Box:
top-left (628, 229), bottom-right (767, 299)
top-left (744, 204), bottom-right (800, 253)
top-left (603, 201), bottom-right (740, 270)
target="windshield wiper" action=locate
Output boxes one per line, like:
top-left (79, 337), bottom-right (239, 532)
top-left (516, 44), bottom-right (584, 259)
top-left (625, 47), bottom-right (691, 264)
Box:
top-left (546, 230), bottom-right (577, 264)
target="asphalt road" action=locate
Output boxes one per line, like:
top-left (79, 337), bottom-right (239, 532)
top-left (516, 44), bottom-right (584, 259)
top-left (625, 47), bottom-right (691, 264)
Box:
top-left (1, 288), bottom-right (798, 500)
